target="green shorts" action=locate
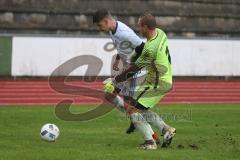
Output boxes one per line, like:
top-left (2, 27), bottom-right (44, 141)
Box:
top-left (133, 80), bottom-right (172, 108)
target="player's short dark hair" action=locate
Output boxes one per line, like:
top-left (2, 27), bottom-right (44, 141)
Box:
top-left (93, 9), bottom-right (111, 23)
top-left (139, 13), bottom-right (156, 30)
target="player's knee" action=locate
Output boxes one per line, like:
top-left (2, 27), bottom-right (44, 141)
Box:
top-left (130, 112), bottom-right (144, 124)
top-left (127, 106), bottom-right (138, 114)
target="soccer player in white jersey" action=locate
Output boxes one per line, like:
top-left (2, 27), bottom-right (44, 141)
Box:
top-left (93, 9), bottom-right (162, 148)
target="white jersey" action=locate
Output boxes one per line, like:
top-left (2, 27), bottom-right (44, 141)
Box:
top-left (109, 21), bottom-right (143, 64)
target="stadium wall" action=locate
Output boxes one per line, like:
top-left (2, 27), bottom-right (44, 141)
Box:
top-left (1, 36), bottom-right (239, 77)
top-left (0, 0), bottom-right (239, 37)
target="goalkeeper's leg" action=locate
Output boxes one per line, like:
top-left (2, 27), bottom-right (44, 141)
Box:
top-left (133, 83), bottom-right (176, 148)
top-left (141, 110), bottom-right (176, 148)
top-left (126, 103), bottom-right (157, 150)
top-left (103, 79), bottom-right (160, 147)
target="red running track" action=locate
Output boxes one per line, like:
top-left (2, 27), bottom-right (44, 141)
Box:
top-left (0, 80), bottom-right (240, 106)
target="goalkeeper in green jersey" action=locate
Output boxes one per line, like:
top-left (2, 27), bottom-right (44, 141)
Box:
top-left (104, 13), bottom-right (176, 149)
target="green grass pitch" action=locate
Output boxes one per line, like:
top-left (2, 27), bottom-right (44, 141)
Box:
top-left (0, 104), bottom-right (240, 160)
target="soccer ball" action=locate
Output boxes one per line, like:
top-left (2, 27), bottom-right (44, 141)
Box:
top-left (40, 123), bottom-right (60, 142)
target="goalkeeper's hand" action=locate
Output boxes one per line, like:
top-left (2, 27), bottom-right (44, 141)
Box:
top-left (103, 78), bottom-right (116, 93)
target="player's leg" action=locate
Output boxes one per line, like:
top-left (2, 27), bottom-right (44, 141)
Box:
top-left (124, 70), bottom-right (146, 134)
top-left (124, 96), bottom-right (160, 145)
top-left (126, 102), bottom-right (157, 150)
top-left (103, 78), bottom-right (158, 145)
top-left (133, 82), bottom-right (176, 148)
top-left (126, 121), bottom-right (135, 134)
top-left (123, 96), bottom-right (135, 134)
top-left (103, 78), bottom-right (126, 113)
top-left (124, 72), bottom-right (161, 143)
top-left (103, 79), bottom-right (157, 145)
top-left (105, 92), bottom-right (126, 113)
top-left (142, 110), bottom-right (176, 148)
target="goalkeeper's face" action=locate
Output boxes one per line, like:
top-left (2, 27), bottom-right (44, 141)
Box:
top-left (139, 26), bottom-right (148, 37)
top-left (97, 18), bottom-right (110, 32)
top-left (138, 19), bottom-right (148, 37)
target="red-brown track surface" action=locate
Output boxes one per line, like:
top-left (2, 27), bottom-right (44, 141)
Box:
top-left (0, 80), bottom-right (240, 106)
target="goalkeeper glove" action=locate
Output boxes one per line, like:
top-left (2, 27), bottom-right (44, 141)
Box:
top-left (103, 78), bottom-right (116, 93)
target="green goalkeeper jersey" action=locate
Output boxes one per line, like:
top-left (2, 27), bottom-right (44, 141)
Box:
top-left (135, 28), bottom-right (172, 87)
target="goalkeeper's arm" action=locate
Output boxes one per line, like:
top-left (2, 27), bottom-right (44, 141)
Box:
top-left (103, 64), bottom-right (142, 93)
top-left (114, 64), bottom-right (142, 83)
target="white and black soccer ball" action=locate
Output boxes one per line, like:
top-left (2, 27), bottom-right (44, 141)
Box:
top-left (40, 123), bottom-right (60, 142)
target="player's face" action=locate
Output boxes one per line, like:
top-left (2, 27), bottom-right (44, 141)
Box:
top-left (97, 18), bottom-right (110, 32)
top-left (138, 19), bottom-right (148, 37)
